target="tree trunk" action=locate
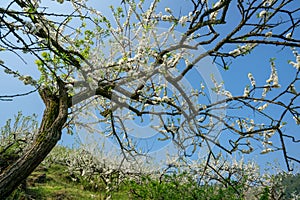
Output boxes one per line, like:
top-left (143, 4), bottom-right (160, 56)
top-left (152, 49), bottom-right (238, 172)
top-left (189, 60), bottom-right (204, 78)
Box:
top-left (0, 84), bottom-right (68, 199)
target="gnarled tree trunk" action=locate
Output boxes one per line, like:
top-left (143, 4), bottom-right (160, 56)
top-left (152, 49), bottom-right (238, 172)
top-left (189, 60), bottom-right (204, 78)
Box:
top-left (0, 83), bottom-right (69, 198)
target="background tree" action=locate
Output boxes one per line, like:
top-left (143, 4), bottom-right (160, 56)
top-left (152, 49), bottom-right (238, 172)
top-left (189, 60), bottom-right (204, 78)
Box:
top-left (0, 0), bottom-right (299, 197)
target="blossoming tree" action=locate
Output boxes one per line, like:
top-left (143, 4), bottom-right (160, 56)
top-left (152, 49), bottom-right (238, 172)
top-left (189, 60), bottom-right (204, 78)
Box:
top-left (0, 0), bottom-right (299, 197)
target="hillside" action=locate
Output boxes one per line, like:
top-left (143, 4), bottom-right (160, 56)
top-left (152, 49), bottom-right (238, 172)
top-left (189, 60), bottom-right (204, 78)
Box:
top-left (5, 146), bottom-right (300, 200)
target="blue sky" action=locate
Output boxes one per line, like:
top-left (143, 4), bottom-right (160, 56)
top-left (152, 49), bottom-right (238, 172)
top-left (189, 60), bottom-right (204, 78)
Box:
top-left (0, 0), bottom-right (299, 171)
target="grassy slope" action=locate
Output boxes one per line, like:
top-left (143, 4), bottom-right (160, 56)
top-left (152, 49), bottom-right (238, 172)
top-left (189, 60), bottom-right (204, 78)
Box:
top-left (9, 164), bottom-right (129, 200)
top-left (7, 158), bottom-right (300, 199)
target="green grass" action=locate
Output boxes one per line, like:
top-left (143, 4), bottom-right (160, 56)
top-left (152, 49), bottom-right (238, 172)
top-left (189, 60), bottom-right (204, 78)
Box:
top-left (9, 164), bottom-right (109, 200)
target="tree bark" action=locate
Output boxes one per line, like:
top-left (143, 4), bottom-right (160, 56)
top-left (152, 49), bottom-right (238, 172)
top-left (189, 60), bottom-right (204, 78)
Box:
top-left (0, 82), bottom-right (68, 199)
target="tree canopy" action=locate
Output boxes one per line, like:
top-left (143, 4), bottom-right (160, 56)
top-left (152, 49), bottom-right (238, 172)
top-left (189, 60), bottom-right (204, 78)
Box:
top-left (0, 0), bottom-right (299, 197)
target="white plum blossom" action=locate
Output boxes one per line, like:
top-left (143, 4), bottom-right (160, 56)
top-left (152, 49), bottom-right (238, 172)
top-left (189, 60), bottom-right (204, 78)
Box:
top-left (294, 116), bottom-right (300, 125)
top-left (288, 53), bottom-right (300, 70)
top-left (260, 148), bottom-right (273, 154)
top-left (263, 140), bottom-right (273, 146)
top-left (243, 86), bottom-right (250, 97)
top-left (178, 16), bottom-right (189, 25)
top-left (223, 90), bottom-right (232, 98)
top-left (257, 103), bottom-right (268, 111)
top-left (65, 84), bottom-right (74, 90)
top-left (153, 96), bottom-right (161, 102)
top-left (188, 12), bottom-right (194, 21)
top-left (161, 15), bottom-right (173, 21)
top-left (229, 44), bottom-right (257, 57)
top-left (265, 130), bottom-right (275, 139)
top-left (263, 0), bottom-right (275, 6)
top-left (229, 49), bottom-right (241, 57)
top-left (265, 31), bottom-right (272, 37)
top-left (289, 84), bottom-right (297, 94)
top-left (286, 32), bottom-right (292, 39)
top-left (266, 61), bottom-right (280, 88)
top-left (289, 61), bottom-right (300, 70)
top-left (161, 96), bottom-right (169, 102)
top-left (248, 73), bottom-right (256, 87)
top-left (259, 10), bottom-right (267, 18)
top-left (210, 0), bottom-right (223, 20)
top-left (165, 7), bottom-right (172, 13)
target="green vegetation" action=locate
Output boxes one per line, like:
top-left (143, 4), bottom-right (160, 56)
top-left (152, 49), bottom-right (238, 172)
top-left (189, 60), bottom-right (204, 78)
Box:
top-left (4, 145), bottom-right (299, 200)
top-left (8, 163), bottom-right (124, 200)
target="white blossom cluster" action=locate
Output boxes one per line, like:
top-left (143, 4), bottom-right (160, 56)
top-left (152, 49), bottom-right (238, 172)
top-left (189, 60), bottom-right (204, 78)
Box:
top-left (210, 0), bottom-right (224, 20)
top-left (259, 129), bottom-right (276, 154)
top-left (266, 60), bottom-right (280, 88)
top-left (257, 103), bottom-right (268, 111)
top-left (294, 116), bottom-right (300, 125)
top-left (258, 10), bottom-right (268, 18)
top-left (243, 85), bottom-right (250, 97)
top-left (262, 0), bottom-right (275, 6)
top-left (247, 73), bottom-right (256, 87)
top-left (288, 48), bottom-right (300, 70)
top-left (211, 74), bottom-right (224, 94)
top-left (265, 31), bottom-right (272, 37)
top-left (229, 44), bottom-right (257, 57)
top-left (165, 154), bottom-right (282, 198)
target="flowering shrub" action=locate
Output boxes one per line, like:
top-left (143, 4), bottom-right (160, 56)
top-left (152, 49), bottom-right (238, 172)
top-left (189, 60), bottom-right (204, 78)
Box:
top-left (0, 112), bottom-right (38, 173)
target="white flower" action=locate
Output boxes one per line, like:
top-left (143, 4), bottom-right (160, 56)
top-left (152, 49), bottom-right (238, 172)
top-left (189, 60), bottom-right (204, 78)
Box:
top-left (260, 148), bottom-right (273, 154)
top-left (210, 11), bottom-right (219, 20)
top-left (266, 61), bottom-right (280, 88)
top-left (265, 130), bottom-right (275, 139)
top-left (161, 96), bottom-right (169, 102)
top-left (229, 49), bottom-right (241, 57)
top-left (66, 84), bottom-right (74, 90)
top-left (223, 90), bottom-right (232, 98)
top-left (201, 83), bottom-right (205, 90)
top-left (153, 96), bottom-right (161, 102)
top-left (289, 60), bottom-right (300, 70)
top-left (165, 7), bottom-right (172, 13)
top-left (248, 73), bottom-right (256, 87)
top-left (265, 31), bottom-right (272, 37)
top-left (286, 32), bottom-right (292, 39)
top-left (259, 10), bottom-right (267, 18)
top-left (179, 16), bottom-right (189, 25)
top-left (241, 149), bottom-right (253, 154)
top-left (263, 0), bottom-right (275, 6)
top-left (144, 103), bottom-right (150, 107)
top-left (263, 141), bottom-right (273, 145)
top-left (294, 116), bottom-right (300, 125)
top-left (289, 84), bottom-right (297, 94)
top-left (188, 12), bottom-right (193, 20)
top-left (243, 86), bottom-right (250, 97)
top-left (257, 103), bottom-right (268, 111)
top-left (161, 15), bottom-right (172, 21)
